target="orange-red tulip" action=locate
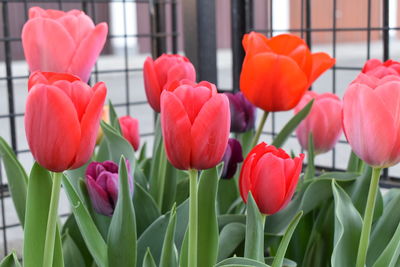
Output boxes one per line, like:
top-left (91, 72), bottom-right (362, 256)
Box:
top-left (240, 32), bottom-right (335, 111)
top-left (239, 142), bottom-right (304, 214)
top-left (22, 7), bottom-right (108, 82)
top-left (119, 116), bottom-right (140, 151)
top-left (295, 91), bottom-right (342, 154)
top-left (160, 81), bottom-right (230, 170)
top-left (25, 71), bottom-right (107, 172)
top-left (143, 54), bottom-right (196, 112)
top-left (343, 72), bottom-right (400, 168)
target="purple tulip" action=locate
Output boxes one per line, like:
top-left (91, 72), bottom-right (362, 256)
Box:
top-left (225, 92), bottom-right (256, 133)
top-left (85, 160), bottom-right (133, 216)
top-left (221, 138), bottom-right (244, 179)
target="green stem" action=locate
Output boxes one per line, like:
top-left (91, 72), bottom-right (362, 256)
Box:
top-left (156, 143), bottom-right (168, 210)
top-left (250, 111), bottom-right (269, 149)
top-left (188, 169), bottom-right (198, 267)
top-left (355, 167), bottom-right (382, 267)
top-left (42, 172), bottom-right (63, 267)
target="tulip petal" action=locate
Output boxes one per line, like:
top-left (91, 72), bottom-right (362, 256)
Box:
top-left (58, 12), bottom-right (95, 43)
top-left (68, 22), bottom-right (108, 82)
top-left (309, 52), bottom-right (335, 84)
top-left (252, 153), bottom-right (286, 214)
top-left (191, 94), bottom-right (230, 170)
top-left (143, 57), bottom-right (162, 112)
top-left (87, 175), bottom-right (114, 216)
top-left (281, 155), bottom-right (304, 209)
top-left (343, 83), bottom-right (396, 167)
top-left (239, 153), bottom-right (256, 204)
top-left (22, 17), bottom-right (75, 73)
top-left (70, 82), bottom-right (107, 169)
top-left (25, 85), bottom-right (80, 172)
top-left (160, 91), bottom-right (192, 170)
top-left (242, 32), bottom-right (271, 55)
top-left (240, 52), bottom-right (308, 111)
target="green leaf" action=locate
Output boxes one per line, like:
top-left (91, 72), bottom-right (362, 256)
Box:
top-left (62, 214), bottom-right (93, 266)
top-left (23, 163), bottom-right (52, 267)
top-left (137, 200), bottom-right (189, 266)
top-left (271, 211), bottom-right (303, 267)
top-left (100, 120), bottom-right (135, 166)
top-left (138, 142), bottom-right (148, 163)
top-left (272, 99), bottom-right (314, 148)
top-left (175, 178), bottom-right (189, 206)
top-left (244, 192), bottom-right (265, 262)
top-left (161, 161), bottom-right (180, 213)
top-left (108, 100), bottom-right (122, 133)
top-left (0, 136), bottom-right (28, 225)
top-left (331, 180), bottom-right (362, 267)
top-left (62, 231), bottom-right (86, 267)
top-left (368, 193), bottom-right (400, 265)
top-left (159, 204), bottom-right (178, 267)
top-left (134, 182), bottom-right (161, 237)
top-left (179, 228), bottom-right (189, 267)
top-left (218, 214), bottom-right (246, 229)
top-left (372, 219), bottom-right (400, 267)
top-left (0, 252), bottom-right (21, 267)
top-left (149, 136), bottom-right (168, 210)
top-left (197, 166), bottom-right (220, 266)
top-left (215, 257), bottom-right (270, 267)
top-left (218, 223), bottom-right (246, 261)
top-left (218, 177), bottom-right (240, 215)
top-left (347, 151), bottom-right (364, 173)
top-left (239, 130), bottom-right (255, 156)
top-left (62, 174), bottom-right (108, 267)
top-left (107, 157), bottom-right (137, 267)
top-left (303, 133), bottom-right (315, 180)
top-left (265, 257), bottom-right (297, 267)
top-left (53, 224), bottom-right (64, 267)
top-left (142, 248), bottom-right (157, 267)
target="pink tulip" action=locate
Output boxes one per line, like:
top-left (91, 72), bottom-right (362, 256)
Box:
top-left (160, 81), bottom-right (230, 170)
top-left (362, 59), bottom-right (400, 78)
top-left (119, 116), bottom-right (140, 151)
top-left (143, 54), bottom-right (196, 112)
top-left (22, 7), bottom-right (108, 82)
top-left (343, 74), bottom-right (400, 168)
top-left (294, 91), bottom-right (342, 154)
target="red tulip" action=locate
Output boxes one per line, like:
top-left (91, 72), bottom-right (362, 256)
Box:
top-left (343, 73), bottom-right (400, 168)
top-left (240, 32), bottom-right (335, 111)
top-left (160, 81), bottom-right (230, 170)
top-left (295, 91), bottom-right (342, 154)
top-left (143, 54), bottom-right (196, 112)
top-left (362, 59), bottom-right (400, 78)
top-left (22, 7), bottom-right (108, 82)
top-left (119, 116), bottom-right (140, 151)
top-left (239, 142), bottom-right (304, 214)
top-left (25, 71), bottom-right (107, 172)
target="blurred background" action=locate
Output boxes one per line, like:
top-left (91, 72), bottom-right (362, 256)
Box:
top-left (0, 0), bottom-right (399, 258)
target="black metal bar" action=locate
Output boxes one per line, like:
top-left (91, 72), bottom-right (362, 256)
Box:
top-left (170, 0), bottom-right (178, 53)
top-left (331, 0), bottom-right (337, 169)
top-left (382, 0), bottom-right (389, 61)
top-left (366, 0), bottom-right (372, 59)
top-left (2, 1), bottom-right (17, 153)
top-left (305, 0), bottom-right (312, 48)
top-left (183, 0), bottom-right (217, 84)
top-left (122, 0), bottom-right (131, 115)
top-left (245, 0), bottom-right (253, 32)
top-left (231, 0), bottom-right (246, 92)
top-left (149, 0), bottom-right (167, 58)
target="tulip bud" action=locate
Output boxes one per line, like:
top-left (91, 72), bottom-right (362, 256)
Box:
top-left (160, 81), bottom-right (230, 170)
top-left (239, 142), bottom-right (304, 214)
top-left (361, 58), bottom-right (400, 78)
top-left (22, 7), bottom-right (108, 82)
top-left (294, 91), bottom-right (342, 154)
top-left (220, 138), bottom-right (243, 179)
top-left (96, 105), bottom-right (110, 145)
top-left (143, 54), bottom-right (196, 112)
top-left (85, 160), bottom-right (133, 216)
top-left (119, 116), bottom-right (140, 151)
top-left (225, 92), bottom-right (256, 133)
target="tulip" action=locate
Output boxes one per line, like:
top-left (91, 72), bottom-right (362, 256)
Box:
top-left (160, 81), bottom-right (230, 170)
top-left (239, 142), bottom-right (304, 214)
top-left (96, 105), bottom-right (110, 145)
top-left (119, 116), bottom-right (140, 151)
top-left (343, 76), bottom-right (400, 168)
top-left (22, 7), bottom-right (108, 82)
top-left (86, 160), bottom-right (133, 216)
top-left (294, 91), bottom-right (342, 154)
top-left (143, 54), bottom-right (196, 112)
top-left (220, 138), bottom-right (243, 179)
top-left (240, 32), bottom-right (335, 112)
top-left (25, 71), bottom-right (107, 172)
top-left (361, 58), bottom-right (400, 78)
top-left (225, 92), bottom-right (256, 133)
